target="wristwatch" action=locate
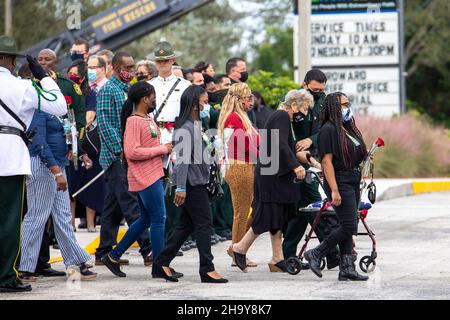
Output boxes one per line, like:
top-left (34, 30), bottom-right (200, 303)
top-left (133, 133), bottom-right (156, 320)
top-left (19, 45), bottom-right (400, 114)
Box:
top-left (53, 172), bottom-right (63, 180)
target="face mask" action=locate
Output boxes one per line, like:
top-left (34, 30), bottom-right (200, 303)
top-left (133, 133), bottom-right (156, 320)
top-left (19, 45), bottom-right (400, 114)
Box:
top-left (240, 71), bottom-right (249, 83)
top-left (69, 74), bottom-right (82, 85)
top-left (308, 89), bottom-right (323, 101)
top-left (70, 53), bottom-right (84, 62)
top-left (88, 69), bottom-right (97, 83)
top-left (342, 107), bottom-right (354, 122)
top-left (119, 69), bottom-right (134, 83)
top-left (137, 75), bottom-right (148, 82)
top-left (200, 103), bottom-right (211, 119)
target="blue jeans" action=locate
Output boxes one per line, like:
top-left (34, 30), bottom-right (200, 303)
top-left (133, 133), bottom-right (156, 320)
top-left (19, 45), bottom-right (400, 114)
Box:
top-left (110, 179), bottom-right (166, 260)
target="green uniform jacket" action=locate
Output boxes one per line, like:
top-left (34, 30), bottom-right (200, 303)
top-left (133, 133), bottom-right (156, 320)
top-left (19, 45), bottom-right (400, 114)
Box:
top-left (56, 75), bottom-right (86, 131)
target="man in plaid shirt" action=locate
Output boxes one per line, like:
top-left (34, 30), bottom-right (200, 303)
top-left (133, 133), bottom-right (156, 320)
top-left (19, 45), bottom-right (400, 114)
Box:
top-left (95, 52), bottom-right (152, 266)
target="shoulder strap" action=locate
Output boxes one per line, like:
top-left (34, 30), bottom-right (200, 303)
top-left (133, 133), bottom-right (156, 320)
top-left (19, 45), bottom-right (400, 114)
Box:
top-left (0, 97), bottom-right (27, 131)
top-left (154, 78), bottom-right (182, 121)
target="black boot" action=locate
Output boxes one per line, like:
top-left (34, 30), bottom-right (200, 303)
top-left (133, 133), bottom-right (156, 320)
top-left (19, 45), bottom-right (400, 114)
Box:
top-left (338, 254), bottom-right (369, 281)
top-left (326, 253), bottom-right (340, 270)
top-left (304, 242), bottom-right (328, 278)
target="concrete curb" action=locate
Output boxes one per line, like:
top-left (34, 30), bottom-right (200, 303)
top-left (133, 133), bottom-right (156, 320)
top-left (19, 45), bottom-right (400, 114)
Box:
top-left (378, 180), bottom-right (450, 202)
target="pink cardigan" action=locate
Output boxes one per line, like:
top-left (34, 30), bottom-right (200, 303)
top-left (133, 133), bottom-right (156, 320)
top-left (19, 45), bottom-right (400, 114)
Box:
top-left (124, 115), bottom-right (168, 192)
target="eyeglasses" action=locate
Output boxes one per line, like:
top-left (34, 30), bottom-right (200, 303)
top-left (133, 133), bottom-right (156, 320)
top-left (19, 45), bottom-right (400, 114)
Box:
top-left (88, 66), bottom-right (102, 69)
top-left (341, 102), bottom-right (352, 108)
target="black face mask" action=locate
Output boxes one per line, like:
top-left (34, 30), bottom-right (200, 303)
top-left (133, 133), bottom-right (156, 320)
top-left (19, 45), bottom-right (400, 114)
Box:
top-left (137, 75), bottom-right (148, 82)
top-left (148, 101), bottom-right (157, 113)
top-left (308, 89), bottom-right (324, 101)
top-left (240, 71), bottom-right (249, 83)
top-left (208, 89), bottom-right (228, 104)
top-left (70, 53), bottom-right (84, 62)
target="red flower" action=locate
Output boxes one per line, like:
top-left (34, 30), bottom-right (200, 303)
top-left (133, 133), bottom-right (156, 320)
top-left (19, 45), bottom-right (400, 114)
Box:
top-left (65, 96), bottom-right (72, 106)
top-left (376, 137), bottom-right (385, 148)
top-left (165, 122), bottom-right (175, 131)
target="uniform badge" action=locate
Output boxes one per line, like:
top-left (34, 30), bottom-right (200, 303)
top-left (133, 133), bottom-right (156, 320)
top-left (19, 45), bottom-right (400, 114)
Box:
top-left (73, 84), bottom-right (83, 96)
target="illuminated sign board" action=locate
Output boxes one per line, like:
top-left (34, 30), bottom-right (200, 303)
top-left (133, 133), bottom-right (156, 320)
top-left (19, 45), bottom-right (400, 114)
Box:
top-left (91, 0), bottom-right (168, 41)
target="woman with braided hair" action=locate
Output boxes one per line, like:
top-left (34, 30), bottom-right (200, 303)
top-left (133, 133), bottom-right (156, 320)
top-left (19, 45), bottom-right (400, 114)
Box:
top-left (304, 92), bottom-right (369, 281)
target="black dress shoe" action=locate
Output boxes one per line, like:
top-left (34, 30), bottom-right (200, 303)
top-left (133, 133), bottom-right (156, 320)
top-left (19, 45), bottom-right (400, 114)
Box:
top-left (200, 273), bottom-right (229, 283)
top-left (152, 264), bottom-right (178, 282)
top-left (227, 246), bottom-right (247, 272)
top-left (169, 268), bottom-right (184, 279)
top-left (0, 279), bottom-right (32, 293)
top-left (101, 254), bottom-right (126, 278)
top-left (35, 267), bottom-right (66, 277)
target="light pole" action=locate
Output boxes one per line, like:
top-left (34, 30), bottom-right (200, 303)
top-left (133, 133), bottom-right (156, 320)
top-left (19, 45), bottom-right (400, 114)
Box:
top-left (5, 0), bottom-right (13, 37)
top-left (297, 0), bottom-right (312, 85)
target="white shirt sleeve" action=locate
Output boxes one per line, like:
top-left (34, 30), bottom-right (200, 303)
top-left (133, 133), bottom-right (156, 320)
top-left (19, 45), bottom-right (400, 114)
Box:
top-left (23, 77), bottom-right (67, 117)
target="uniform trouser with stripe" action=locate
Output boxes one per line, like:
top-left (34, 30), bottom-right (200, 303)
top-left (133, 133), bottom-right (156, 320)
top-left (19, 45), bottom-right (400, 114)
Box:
top-left (19, 157), bottom-right (91, 273)
top-left (0, 175), bottom-right (24, 286)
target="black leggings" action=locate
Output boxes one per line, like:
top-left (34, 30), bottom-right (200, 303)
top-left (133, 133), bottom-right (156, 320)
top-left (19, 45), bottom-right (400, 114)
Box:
top-left (322, 171), bottom-right (361, 255)
top-left (155, 184), bottom-right (215, 275)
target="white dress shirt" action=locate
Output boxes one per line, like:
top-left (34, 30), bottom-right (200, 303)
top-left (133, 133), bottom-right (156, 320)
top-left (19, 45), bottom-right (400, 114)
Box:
top-left (0, 67), bottom-right (67, 176)
top-left (148, 73), bottom-right (191, 123)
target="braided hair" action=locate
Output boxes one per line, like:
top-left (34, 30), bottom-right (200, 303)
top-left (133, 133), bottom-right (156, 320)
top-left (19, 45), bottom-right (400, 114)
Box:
top-left (320, 92), bottom-right (367, 169)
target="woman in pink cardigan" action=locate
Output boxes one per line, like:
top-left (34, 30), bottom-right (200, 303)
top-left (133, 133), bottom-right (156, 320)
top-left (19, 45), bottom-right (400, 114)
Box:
top-left (101, 82), bottom-right (173, 278)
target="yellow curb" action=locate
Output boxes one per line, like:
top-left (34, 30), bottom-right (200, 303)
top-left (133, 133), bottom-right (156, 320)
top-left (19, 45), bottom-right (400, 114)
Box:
top-left (412, 181), bottom-right (450, 195)
top-left (49, 229), bottom-right (138, 264)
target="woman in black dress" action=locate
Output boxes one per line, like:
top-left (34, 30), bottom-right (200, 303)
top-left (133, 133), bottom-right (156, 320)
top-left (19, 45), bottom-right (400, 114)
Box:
top-left (228, 90), bottom-right (306, 273)
top-left (304, 92), bottom-right (369, 281)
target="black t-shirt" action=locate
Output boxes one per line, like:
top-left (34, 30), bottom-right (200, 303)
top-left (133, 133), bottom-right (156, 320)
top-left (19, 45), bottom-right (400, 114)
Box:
top-left (318, 122), bottom-right (364, 171)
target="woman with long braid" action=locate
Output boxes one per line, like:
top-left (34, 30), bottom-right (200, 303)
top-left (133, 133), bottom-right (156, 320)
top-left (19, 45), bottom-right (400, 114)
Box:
top-left (304, 92), bottom-right (369, 281)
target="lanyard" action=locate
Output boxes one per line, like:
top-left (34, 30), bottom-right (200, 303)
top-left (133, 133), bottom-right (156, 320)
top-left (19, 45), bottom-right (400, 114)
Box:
top-left (344, 128), bottom-right (361, 147)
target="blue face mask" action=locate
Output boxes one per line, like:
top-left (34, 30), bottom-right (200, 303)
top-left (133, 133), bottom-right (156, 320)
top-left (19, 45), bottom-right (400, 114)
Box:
top-left (200, 103), bottom-right (211, 119)
top-left (342, 107), bottom-right (354, 122)
top-left (88, 69), bottom-right (97, 84)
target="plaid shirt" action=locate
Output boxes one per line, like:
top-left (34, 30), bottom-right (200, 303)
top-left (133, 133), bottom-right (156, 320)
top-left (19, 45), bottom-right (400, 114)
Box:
top-left (97, 76), bottom-right (128, 170)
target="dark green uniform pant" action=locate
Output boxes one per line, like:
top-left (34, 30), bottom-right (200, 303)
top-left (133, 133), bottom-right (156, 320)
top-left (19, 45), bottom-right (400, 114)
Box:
top-left (0, 176), bottom-right (25, 286)
top-left (211, 182), bottom-right (233, 236)
top-left (283, 180), bottom-right (339, 259)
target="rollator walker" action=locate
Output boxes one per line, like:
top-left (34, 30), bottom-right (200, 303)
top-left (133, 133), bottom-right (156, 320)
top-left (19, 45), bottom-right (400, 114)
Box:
top-left (286, 137), bottom-right (385, 275)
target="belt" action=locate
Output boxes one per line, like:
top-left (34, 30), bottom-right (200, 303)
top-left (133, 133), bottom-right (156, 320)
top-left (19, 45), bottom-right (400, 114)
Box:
top-left (336, 167), bottom-right (360, 173)
top-left (0, 125), bottom-right (22, 137)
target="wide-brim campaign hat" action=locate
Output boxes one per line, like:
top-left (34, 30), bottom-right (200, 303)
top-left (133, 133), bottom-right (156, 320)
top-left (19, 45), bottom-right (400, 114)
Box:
top-left (147, 41), bottom-right (182, 61)
top-left (0, 35), bottom-right (25, 58)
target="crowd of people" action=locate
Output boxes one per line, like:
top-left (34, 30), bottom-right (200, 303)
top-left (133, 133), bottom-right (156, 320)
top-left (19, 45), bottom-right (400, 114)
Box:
top-left (0, 35), bottom-right (369, 293)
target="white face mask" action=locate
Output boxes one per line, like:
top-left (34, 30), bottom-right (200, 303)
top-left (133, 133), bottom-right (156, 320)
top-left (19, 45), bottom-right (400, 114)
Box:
top-left (342, 107), bottom-right (354, 122)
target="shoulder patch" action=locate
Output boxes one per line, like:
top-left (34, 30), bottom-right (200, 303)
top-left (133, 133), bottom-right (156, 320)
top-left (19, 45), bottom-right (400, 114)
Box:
top-left (73, 84), bottom-right (83, 96)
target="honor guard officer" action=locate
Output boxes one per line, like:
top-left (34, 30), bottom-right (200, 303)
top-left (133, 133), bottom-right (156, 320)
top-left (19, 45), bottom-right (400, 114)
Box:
top-left (282, 69), bottom-right (341, 269)
top-left (147, 41), bottom-right (191, 246)
top-left (0, 35), bottom-right (67, 293)
top-left (147, 41), bottom-right (191, 123)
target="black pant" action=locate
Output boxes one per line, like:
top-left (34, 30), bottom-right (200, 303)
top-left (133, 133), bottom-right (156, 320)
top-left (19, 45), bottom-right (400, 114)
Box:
top-left (322, 171), bottom-right (360, 255)
top-left (95, 161), bottom-right (151, 260)
top-left (156, 185), bottom-right (215, 274)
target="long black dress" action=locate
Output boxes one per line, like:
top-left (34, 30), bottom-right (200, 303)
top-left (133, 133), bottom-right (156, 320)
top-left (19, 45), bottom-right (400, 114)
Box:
top-left (251, 110), bottom-right (302, 235)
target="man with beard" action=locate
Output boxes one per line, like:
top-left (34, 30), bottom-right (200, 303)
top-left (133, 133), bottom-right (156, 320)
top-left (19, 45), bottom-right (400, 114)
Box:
top-left (282, 69), bottom-right (340, 270)
top-left (94, 52), bottom-right (152, 267)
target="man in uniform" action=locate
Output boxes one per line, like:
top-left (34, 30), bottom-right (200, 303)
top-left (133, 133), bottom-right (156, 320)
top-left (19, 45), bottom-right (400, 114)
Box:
top-left (282, 69), bottom-right (340, 270)
top-left (34, 48), bottom-right (86, 277)
top-left (147, 41), bottom-right (191, 251)
top-left (0, 35), bottom-right (67, 293)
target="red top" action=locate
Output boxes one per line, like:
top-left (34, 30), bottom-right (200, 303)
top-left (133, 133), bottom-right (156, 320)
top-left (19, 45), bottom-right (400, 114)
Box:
top-left (224, 112), bottom-right (259, 163)
top-left (124, 115), bottom-right (168, 192)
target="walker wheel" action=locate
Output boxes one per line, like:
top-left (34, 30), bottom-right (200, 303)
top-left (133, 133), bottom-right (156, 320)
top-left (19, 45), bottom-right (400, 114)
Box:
top-left (286, 257), bottom-right (302, 275)
top-left (359, 255), bottom-right (376, 273)
top-left (320, 258), bottom-right (326, 270)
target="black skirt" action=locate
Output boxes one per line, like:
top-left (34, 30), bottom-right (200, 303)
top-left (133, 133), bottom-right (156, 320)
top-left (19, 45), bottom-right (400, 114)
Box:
top-left (251, 201), bottom-right (297, 235)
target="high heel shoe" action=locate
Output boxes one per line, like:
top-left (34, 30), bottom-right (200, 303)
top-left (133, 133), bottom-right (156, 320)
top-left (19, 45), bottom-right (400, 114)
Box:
top-left (268, 260), bottom-right (288, 273)
top-left (227, 245), bottom-right (247, 272)
top-left (152, 264), bottom-right (178, 282)
top-left (200, 273), bottom-right (229, 284)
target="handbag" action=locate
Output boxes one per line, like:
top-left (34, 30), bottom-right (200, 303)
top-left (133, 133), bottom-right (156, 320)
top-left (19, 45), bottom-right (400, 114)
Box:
top-left (81, 119), bottom-right (101, 159)
top-left (203, 133), bottom-right (224, 203)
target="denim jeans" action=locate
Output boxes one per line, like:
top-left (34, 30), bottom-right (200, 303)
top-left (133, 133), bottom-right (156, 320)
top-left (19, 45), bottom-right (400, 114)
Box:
top-left (110, 179), bottom-right (166, 260)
